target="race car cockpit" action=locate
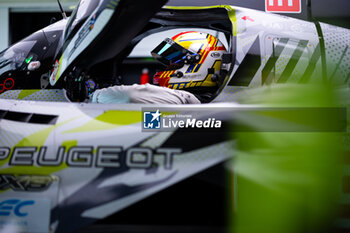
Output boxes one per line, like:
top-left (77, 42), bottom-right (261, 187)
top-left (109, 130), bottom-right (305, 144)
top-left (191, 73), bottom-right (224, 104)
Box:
top-left (49, 0), bottom-right (235, 102)
top-left (0, 0), bottom-right (235, 103)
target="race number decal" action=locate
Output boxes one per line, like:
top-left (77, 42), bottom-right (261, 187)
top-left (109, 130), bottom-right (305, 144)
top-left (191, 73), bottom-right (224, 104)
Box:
top-left (266, 0), bottom-right (301, 13)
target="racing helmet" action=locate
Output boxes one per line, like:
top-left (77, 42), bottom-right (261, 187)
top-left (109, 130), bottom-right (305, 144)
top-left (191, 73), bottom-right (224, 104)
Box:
top-left (151, 31), bottom-right (227, 90)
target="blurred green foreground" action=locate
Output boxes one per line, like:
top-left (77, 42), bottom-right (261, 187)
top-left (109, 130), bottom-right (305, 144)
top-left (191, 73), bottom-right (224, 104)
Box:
top-left (230, 84), bottom-right (346, 233)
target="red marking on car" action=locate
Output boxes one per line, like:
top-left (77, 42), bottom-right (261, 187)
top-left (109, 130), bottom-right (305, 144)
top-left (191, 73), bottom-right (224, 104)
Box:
top-left (0, 77), bottom-right (15, 93)
top-left (4, 78), bottom-right (14, 90)
top-left (242, 16), bottom-right (255, 22)
top-left (51, 60), bottom-right (60, 82)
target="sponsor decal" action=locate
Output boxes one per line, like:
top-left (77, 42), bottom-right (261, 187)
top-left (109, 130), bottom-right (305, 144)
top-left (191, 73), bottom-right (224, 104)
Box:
top-left (68, 13), bottom-right (97, 59)
top-left (0, 146), bottom-right (182, 170)
top-left (0, 175), bottom-right (54, 192)
top-left (0, 197), bottom-right (50, 233)
top-left (0, 199), bottom-right (34, 217)
top-left (265, 0), bottom-right (302, 13)
top-left (210, 52), bottom-right (222, 58)
top-left (89, 13), bottom-right (97, 30)
top-left (50, 59), bottom-right (60, 84)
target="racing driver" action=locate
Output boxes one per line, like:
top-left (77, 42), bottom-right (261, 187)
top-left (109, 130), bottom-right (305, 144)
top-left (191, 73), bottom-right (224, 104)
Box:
top-left (91, 31), bottom-right (227, 104)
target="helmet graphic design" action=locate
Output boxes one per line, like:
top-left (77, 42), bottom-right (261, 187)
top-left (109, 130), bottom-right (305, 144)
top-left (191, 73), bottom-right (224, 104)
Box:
top-left (151, 31), bottom-right (227, 90)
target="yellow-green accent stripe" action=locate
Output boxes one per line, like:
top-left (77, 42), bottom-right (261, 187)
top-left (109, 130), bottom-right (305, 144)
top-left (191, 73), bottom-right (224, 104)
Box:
top-left (63, 110), bottom-right (141, 133)
top-left (18, 90), bottom-right (39, 100)
top-left (0, 117), bottom-right (79, 173)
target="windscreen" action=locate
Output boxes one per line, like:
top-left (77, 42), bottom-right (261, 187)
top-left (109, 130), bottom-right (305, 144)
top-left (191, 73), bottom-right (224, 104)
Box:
top-left (0, 41), bottom-right (37, 74)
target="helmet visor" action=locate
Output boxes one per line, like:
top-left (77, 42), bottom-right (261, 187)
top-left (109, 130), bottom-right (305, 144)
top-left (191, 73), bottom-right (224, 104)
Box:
top-left (151, 38), bottom-right (193, 69)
